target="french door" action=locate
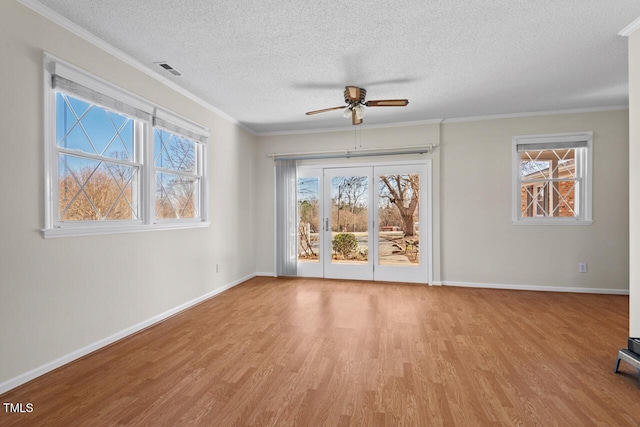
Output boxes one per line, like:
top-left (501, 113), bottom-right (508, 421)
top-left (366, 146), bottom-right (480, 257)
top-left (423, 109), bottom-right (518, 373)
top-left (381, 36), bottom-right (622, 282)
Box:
top-left (323, 167), bottom-right (374, 280)
top-left (296, 162), bottom-right (430, 284)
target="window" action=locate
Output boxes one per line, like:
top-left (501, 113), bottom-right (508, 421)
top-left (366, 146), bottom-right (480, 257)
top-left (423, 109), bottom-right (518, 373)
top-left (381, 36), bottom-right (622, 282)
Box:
top-left (44, 54), bottom-right (209, 237)
top-left (153, 113), bottom-right (206, 221)
top-left (56, 92), bottom-right (141, 222)
top-left (512, 132), bottom-right (593, 225)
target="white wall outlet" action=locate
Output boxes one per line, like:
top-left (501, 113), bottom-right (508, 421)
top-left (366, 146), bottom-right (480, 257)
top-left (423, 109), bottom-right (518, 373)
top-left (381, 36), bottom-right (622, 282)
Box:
top-left (578, 262), bottom-right (587, 273)
top-left (216, 264), bottom-right (220, 273)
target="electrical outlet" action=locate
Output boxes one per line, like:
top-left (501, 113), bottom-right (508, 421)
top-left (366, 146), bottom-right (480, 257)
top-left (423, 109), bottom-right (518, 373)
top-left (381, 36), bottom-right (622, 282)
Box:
top-left (216, 264), bottom-right (220, 273)
top-left (578, 262), bottom-right (587, 273)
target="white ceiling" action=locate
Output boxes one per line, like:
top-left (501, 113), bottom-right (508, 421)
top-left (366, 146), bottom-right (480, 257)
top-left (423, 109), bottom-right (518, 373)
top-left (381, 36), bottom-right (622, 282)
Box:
top-left (33, 0), bottom-right (640, 134)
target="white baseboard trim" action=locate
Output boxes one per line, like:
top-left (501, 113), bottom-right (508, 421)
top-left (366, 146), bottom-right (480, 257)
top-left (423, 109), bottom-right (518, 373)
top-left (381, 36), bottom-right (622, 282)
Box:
top-left (430, 281), bottom-right (443, 286)
top-left (0, 273), bottom-right (256, 395)
top-left (255, 272), bottom-right (276, 277)
top-left (443, 281), bottom-right (629, 295)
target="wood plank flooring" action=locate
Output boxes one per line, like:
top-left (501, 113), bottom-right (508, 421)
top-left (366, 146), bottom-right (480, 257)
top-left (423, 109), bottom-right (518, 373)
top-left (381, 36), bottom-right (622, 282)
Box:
top-left (1, 277), bottom-right (639, 426)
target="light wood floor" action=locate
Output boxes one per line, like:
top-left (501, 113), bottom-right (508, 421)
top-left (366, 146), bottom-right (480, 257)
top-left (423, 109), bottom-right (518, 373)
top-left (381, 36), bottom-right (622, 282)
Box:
top-left (1, 277), bottom-right (639, 426)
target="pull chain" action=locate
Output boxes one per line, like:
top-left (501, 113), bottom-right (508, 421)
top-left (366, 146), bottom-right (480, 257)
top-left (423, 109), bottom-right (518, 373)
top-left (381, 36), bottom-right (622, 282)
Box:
top-left (354, 126), bottom-right (357, 150)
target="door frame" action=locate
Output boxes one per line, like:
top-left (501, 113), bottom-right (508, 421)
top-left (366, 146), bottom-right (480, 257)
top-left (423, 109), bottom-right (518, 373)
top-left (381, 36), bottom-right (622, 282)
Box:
top-left (296, 159), bottom-right (433, 284)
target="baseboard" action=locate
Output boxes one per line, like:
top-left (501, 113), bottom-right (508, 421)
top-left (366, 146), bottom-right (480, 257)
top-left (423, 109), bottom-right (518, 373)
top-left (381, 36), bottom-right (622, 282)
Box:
top-left (0, 273), bottom-right (256, 396)
top-left (443, 281), bottom-right (629, 295)
top-left (430, 281), bottom-right (443, 286)
top-left (255, 272), bottom-right (276, 277)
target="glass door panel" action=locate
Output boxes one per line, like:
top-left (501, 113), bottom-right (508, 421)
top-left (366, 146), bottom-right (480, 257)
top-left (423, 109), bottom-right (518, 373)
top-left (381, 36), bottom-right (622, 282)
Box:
top-left (373, 164), bottom-right (428, 283)
top-left (298, 177), bottom-right (320, 262)
top-left (297, 169), bottom-right (323, 278)
top-left (377, 173), bottom-right (420, 267)
top-left (330, 175), bottom-right (369, 265)
top-left (324, 167), bottom-right (373, 280)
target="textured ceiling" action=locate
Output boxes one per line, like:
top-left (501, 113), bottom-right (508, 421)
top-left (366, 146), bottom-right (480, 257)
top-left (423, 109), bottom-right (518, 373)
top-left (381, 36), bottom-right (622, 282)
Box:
top-left (34, 0), bottom-right (640, 134)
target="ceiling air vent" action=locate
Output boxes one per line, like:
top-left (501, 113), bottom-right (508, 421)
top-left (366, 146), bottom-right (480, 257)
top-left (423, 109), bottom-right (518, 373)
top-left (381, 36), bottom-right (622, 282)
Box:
top-left (155, 62), bottom-right (182, 76)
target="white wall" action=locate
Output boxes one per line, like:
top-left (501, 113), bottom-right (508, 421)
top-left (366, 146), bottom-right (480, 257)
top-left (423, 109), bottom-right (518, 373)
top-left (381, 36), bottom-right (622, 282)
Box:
top-left (441, 111), bottom-right (628, 289)
top-left (629, 29), bottom-right (640, 336)
top-left (255, 110), bottom-right (629, 292)
top-left (0, 1), bottom-right (257, 389)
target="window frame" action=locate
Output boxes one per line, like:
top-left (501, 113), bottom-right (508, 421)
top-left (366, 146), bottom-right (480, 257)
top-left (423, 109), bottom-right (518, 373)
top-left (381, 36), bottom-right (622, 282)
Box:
top-left (512, 131), bottom-right (593, 226)
top-left (52, 92), bottom-right (147, 227)
top-left (152, 110), bottom-right (208, 224)
top-left (43, 54), bottom-right (210, 238)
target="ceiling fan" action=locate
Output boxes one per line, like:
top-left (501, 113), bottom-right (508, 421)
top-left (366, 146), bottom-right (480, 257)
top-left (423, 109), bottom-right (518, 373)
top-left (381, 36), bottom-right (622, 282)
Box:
top-left (305, 86), bottom-right (409, 125)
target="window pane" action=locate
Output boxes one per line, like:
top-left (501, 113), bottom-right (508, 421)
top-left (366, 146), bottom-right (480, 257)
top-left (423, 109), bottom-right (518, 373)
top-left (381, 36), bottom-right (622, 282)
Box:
top-left (551, 180), bottom-right (577, 217)
top-left (519, 147), bottom-right (578, 218)
top-left (520, 180), bottom-right (577, 218)
top-left (330, 175), bottom-right (368, 264)
top-left (297, 177), bottom-right (320, 262)
top-left (520, 148), bottom-right (575, 181)
top-left (521, 158), bottom-right (550, 179)
top-left (156, 172), bottom-right (199, 219)
top-left (154, 129), bottom-right (196, 173)
top-left (378, 174), bottom-right (420, 266)
top-left (58, 154), bottom-right (138, 221)
top-left (56, 93), bottom-right (134, 161)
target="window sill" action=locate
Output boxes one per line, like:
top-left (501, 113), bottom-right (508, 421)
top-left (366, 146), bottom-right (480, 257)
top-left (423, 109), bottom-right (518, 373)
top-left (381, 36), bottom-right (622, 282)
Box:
top-left (42, 221), bottom-right (210, 239)
top-left (512, 218), bottom-right (593, 226)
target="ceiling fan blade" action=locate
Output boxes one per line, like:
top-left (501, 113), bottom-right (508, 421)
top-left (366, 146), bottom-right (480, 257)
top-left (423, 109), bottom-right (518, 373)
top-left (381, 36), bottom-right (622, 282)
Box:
top-left (365, 99), bottom-right (409, 107)
top-left (305, 106), bottom-right (346, 115)
top-left (352, 109), bottom-right (362, 125)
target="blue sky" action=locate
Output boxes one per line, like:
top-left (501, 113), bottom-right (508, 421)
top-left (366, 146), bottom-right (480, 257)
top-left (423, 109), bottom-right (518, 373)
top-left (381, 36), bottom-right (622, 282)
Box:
top-left (56, 92), bottom-right (133, 161)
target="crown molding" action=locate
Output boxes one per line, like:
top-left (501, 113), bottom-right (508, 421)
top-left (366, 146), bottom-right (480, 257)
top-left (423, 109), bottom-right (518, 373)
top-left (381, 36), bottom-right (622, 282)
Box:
top-left (441, 105), bottom-right (628, 124)
top-left (619, 16), bottom-right (640, 37)
top-left (15, 0), bottom-right (257, 136)
top-left (256, 118), bottom-right (444, 137)
top-left (257, 105), bottom-right (628, 137)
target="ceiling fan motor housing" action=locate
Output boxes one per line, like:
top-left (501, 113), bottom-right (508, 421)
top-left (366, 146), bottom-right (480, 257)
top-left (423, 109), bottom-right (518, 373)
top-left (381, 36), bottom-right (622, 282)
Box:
top-left (344, 86), bottom-right (367, 106)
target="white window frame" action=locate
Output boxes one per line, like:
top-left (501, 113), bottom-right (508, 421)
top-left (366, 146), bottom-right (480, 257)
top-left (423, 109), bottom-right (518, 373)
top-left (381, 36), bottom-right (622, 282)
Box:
top-left (43, 53), bottom-right (210, 238)
top-left (512, 131), bottom-right (593, 226)
top-left (152, 109), bottom-right (208, 224)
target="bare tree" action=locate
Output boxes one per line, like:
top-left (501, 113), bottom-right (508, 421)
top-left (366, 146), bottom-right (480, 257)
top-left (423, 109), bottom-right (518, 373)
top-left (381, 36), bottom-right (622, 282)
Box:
top-left (59, 164), bottom-right (134, 221)
top-left (155, 134), bottom-right (197, 219)
top-left (332, 176), bottom-right (368, 232)
top-left (379, 174), bottom-right (419, 236)
top-left (378, 199), bottom-right (402, 227)
top-left (156, 175), bottom-right (196, 219)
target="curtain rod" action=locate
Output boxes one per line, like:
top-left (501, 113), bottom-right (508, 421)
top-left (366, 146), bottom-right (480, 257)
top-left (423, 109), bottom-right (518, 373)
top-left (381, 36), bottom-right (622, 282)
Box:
top-left (268, 145), bottom-right (436, 161)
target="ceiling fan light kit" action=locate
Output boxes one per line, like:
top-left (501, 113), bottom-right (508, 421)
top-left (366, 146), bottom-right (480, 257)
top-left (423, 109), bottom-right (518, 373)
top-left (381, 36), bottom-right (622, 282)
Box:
top-left (306, 86), bottom-right (409, 126)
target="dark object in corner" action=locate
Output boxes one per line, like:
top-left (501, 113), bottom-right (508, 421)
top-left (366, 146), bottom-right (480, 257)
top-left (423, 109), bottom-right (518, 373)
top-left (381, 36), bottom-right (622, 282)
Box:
top-left (629, 337), bottom-right (640, 356)
top-left (614, 338), bottom-right (640, 388)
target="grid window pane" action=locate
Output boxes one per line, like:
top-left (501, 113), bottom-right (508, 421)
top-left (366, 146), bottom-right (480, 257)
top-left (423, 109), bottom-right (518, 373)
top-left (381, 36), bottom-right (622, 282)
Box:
top-left (56, 93), bottom-right (134, 161)
top-left (154, 129), bottom-right (196, 173)
top-left (156, 172), bottom-right (199, 219)
top-left (518, 146), bottom-right (582, 219)
top-left (58, 154), bottom-right (139, 221)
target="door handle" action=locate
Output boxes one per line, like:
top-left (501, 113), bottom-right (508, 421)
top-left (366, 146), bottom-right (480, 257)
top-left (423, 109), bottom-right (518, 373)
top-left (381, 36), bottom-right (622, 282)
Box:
top-left (325, 218), bottom-right (329, 232)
